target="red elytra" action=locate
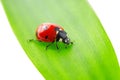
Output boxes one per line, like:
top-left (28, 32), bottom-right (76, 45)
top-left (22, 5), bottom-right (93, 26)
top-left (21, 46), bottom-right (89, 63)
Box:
top-left (36, 23), bottom-right (63, 42)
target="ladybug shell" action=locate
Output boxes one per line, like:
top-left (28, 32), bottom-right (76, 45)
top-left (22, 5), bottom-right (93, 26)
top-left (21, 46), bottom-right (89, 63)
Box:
top-left (36, 23), bottom-right (64, 42)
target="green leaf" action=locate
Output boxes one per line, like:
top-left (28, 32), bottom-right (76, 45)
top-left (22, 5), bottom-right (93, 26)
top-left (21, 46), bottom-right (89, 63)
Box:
top-left (1, 0), bottom-right (120, 80)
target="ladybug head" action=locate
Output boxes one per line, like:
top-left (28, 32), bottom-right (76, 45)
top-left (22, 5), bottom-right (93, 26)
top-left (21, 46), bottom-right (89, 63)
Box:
top-left (56, 28), bottom-right (71, 45)
top-left (62, 37), bottom-right (71, 44)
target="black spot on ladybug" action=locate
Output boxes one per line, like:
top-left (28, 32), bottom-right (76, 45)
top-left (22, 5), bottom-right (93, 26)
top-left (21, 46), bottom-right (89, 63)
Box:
top-left (45, 35), bottom-right (48, 39)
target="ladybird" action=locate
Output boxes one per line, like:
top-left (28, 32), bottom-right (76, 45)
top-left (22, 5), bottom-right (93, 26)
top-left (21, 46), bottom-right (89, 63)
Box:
top-left (35, 23), bottom-right (72, 49)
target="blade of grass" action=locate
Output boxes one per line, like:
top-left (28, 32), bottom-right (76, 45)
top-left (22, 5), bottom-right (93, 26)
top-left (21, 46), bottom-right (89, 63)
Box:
top-left (1, 0), bottom-right (120, 80)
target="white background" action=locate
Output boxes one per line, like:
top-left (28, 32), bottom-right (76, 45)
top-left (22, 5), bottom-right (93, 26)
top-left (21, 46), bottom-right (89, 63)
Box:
top-left (0, 0), bottom-right (120, 80)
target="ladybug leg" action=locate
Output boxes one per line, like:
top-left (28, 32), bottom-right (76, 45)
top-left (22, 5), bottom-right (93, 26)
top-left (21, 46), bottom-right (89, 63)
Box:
top-left (55, 35), bottom-right (61, 49)
top-left (55, 41), bottom-right (59, 49)
top-left (46, 42), bottom-right (54, 50)
top-left (28, 39), bottom-right (41, 42)
top-left (65, 44), bottom-right (68, 48)
top-left (28, 39), bottom-right (34, 42)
